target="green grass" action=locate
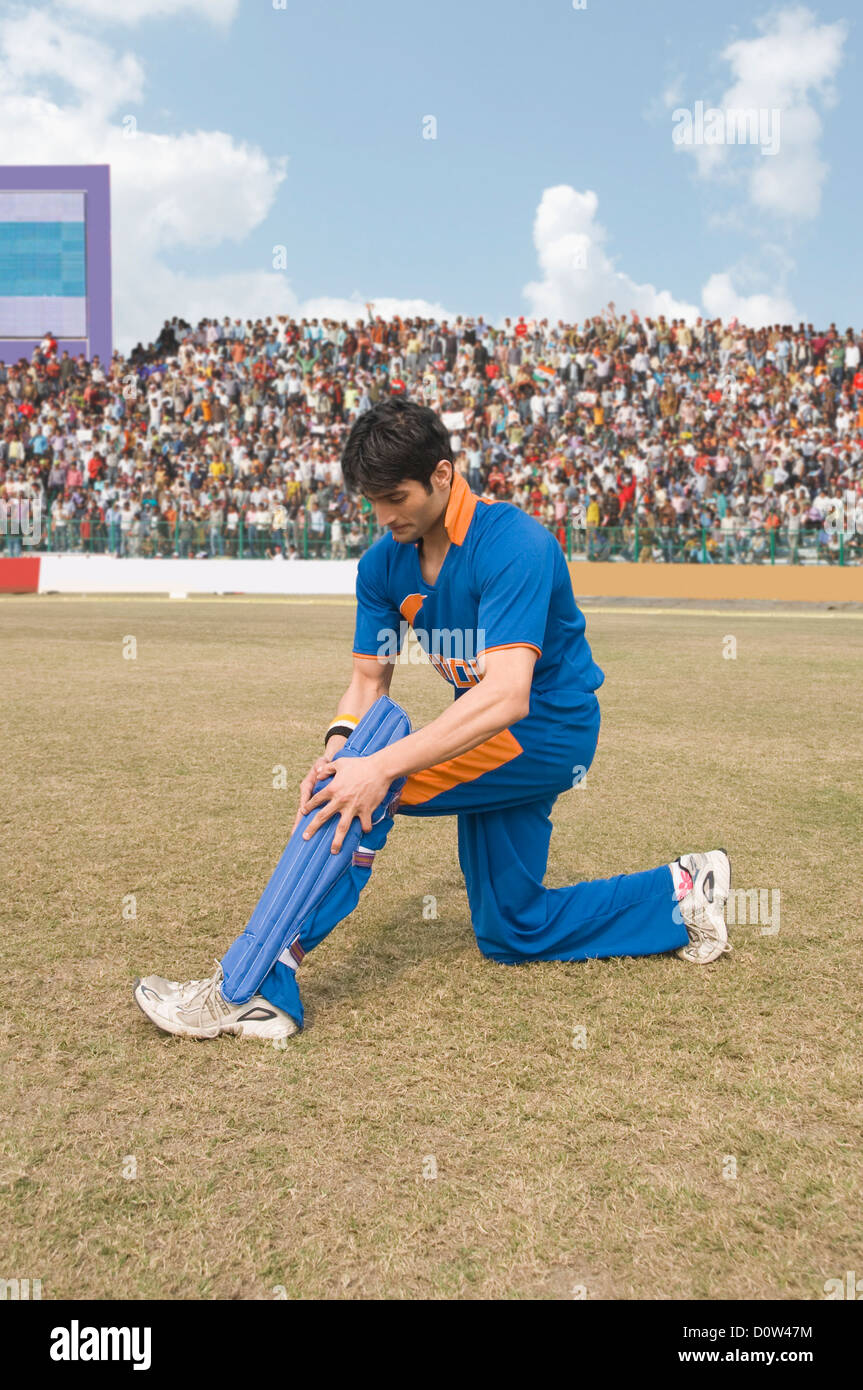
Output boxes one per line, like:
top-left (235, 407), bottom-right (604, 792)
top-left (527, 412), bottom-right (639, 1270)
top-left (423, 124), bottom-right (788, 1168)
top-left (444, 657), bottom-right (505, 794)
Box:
top-left (0, 596), bottom-right (860, 1299)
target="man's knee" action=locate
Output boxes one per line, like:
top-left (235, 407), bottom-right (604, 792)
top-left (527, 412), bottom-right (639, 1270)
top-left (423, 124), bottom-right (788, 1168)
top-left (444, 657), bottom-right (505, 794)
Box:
top-left (474, 926), bottom-right (537, 964)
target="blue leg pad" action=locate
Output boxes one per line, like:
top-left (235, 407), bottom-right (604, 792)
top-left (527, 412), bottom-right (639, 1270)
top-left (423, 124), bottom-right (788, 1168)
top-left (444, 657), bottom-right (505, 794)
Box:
top-left (220, 695), bottom-right (411, 1004)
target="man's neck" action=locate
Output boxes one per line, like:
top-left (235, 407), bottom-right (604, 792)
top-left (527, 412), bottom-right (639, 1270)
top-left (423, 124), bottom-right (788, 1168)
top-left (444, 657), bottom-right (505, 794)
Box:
top-left (417, 490), bottom-right (451, 558)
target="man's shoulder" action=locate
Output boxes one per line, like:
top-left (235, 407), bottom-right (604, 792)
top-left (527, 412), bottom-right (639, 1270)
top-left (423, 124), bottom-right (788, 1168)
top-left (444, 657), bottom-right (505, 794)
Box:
top-left (357, 531), bottom-right (401, 579)
top-left (473, 498), bottom-right (554, 548)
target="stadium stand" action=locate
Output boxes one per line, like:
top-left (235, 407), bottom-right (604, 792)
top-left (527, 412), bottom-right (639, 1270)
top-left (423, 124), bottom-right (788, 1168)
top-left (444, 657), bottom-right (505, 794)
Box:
top-left (1, 309), bottom-right (861, 564)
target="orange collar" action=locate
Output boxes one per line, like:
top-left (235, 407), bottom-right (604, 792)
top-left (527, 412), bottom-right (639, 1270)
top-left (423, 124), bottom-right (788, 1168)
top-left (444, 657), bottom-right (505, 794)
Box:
top-left (443, 471), bottom-right (477, 545)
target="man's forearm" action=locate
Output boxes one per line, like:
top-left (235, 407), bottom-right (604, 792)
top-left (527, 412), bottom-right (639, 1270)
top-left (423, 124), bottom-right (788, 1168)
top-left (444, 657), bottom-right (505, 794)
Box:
top-left (375, 681), bottom-right (525, 782)
top-left (324, 671), bottom-right (388, 756)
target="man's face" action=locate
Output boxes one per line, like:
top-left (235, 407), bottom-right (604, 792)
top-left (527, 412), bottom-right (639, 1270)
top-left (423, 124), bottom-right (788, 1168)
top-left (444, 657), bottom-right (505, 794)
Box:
top-left (365, 462), bottom-right (451, 542)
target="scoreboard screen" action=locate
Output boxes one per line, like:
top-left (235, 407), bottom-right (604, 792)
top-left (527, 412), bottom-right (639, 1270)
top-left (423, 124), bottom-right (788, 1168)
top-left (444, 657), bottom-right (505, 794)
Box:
top-left (0, 190), bottom-right (88, 339)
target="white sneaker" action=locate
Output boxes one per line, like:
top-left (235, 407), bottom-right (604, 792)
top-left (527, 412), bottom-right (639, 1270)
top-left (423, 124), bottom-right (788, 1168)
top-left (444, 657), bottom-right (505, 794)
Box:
top-left (672, 850), bottom-right (732, 964)
top-left (136, 973), bottom-right (208, 1001)
top-left (133, 964), bottom-right (298, 1041)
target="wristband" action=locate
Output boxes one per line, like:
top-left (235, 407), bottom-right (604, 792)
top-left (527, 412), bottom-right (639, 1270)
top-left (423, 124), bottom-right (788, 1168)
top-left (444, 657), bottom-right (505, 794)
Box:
top-left (324, 712), bottom-right (359, 747)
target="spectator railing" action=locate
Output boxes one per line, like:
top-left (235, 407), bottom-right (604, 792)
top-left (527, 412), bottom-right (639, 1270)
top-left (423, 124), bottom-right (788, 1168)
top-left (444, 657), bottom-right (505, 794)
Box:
top-left (3, 516), bottom-right (859, 565)
top-left (5, 513), bottom-right (382, 560)
top-left (557, 522), bottom-right (859, 565)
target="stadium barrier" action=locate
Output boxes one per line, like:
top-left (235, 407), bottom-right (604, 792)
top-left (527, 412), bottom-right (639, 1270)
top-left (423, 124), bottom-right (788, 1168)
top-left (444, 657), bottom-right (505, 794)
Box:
top-left (2, 551), bottom-right (860, 600)
top-left (567, 560), bottom-right (863, 603)
top-left (0, 556), bottom-right (40, 592)
top-left (26, 555), bottom-right (358, 595)
top-left (2, 518), bottom-right (860, 566)
top-left (566, 524), bottom-right (861, 567)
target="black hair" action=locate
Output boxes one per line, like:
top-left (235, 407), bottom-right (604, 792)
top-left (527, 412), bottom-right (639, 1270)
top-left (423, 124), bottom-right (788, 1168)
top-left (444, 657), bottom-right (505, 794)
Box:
top-left (341, 397), bottom-right (452, 497)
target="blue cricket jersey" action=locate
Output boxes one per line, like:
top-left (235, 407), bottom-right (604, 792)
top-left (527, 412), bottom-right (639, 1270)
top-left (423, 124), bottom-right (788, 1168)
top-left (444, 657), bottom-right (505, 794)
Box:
top-left (352, 474), bottom-right (604, 737)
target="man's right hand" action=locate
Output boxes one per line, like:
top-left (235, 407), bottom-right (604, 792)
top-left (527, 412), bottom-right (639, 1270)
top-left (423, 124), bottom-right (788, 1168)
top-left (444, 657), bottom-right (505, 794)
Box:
top-left (292, 739), bottom-right (347, 834)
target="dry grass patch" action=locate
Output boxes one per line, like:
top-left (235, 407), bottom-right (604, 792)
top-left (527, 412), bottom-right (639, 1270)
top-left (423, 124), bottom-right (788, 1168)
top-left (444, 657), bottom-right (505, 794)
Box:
top-left (1, 597), bottom-right (860, 1299)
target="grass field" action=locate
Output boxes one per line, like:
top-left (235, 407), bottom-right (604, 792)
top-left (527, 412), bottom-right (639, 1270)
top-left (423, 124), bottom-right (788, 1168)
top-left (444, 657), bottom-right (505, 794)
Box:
top-left (1, 595), bottom-right (861, 1300)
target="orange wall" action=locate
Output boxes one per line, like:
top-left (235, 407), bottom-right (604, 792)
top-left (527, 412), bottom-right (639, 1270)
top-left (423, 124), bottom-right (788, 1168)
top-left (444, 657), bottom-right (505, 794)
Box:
top-left (567, 561), bottom-right (863, 603)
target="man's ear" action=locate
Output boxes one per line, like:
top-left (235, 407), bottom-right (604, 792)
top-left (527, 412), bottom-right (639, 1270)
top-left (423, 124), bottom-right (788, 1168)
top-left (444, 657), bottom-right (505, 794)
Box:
top-left (433, 458), bottom-right (453, 490)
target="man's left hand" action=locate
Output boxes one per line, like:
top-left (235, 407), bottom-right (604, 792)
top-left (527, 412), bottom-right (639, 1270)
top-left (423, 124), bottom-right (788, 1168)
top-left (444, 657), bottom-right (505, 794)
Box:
top-left (300, 753), bottom-right (393, 854)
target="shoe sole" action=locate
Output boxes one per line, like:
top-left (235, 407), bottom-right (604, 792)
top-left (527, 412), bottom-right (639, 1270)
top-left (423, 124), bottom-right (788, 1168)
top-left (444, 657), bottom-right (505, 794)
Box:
top-left (675, 850), bottom-right (732, 964)
top-left (713, 849), bottom-right (732, 910)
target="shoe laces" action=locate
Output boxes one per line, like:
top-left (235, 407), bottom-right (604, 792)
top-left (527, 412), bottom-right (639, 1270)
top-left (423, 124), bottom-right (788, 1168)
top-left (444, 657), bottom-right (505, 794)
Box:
top-left (684, 926), bottom-right (732, 956)
top-left (172, 976), bottom-right (207, 999)
top-left (685, 915), bottom-right (710, 943)
top-left (180, 961), bottom-right (228, 1019)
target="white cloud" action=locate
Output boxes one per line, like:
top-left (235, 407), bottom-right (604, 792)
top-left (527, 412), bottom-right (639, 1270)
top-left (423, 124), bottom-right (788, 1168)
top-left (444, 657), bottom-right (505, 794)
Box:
top-left (701, 273), bottom-right (798, 329)
top-left (522, 185), bottom-right (799, 329)
top-left (58, 0), bottom-right (238, 26)
top-left (675, 5), bottom-right (847, 220)
top-left (0, 7), bottom-right (454, 350)
top-left (301, 295), bottom-right (456, 325)
top-left (522, 185), bottom-right (700, 323)
top-left (0, 9), bottom-right (145, 114)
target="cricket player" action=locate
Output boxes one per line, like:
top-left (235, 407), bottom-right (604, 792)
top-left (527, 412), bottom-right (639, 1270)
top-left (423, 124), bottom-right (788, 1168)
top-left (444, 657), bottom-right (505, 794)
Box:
top-left (134, 399), bottom-right (731, 1042)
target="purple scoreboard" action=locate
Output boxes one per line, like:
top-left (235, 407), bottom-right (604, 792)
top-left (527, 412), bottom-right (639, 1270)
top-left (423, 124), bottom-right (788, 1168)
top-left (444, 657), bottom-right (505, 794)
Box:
top-left (0, 165), bottom-right (112, 367)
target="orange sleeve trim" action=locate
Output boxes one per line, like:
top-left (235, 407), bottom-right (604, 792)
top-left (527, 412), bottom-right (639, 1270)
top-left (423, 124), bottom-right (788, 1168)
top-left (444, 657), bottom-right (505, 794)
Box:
top-left (399, 728), bottom-right (523, 807)
top-left (477, 642), bottom-right (542, 659)
top-left (352, 651), bottom-right (386, 661)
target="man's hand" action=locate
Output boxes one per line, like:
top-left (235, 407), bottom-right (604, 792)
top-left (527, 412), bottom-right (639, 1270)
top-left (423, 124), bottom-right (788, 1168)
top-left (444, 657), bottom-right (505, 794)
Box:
top-left (300, 753), bottom-right (393, 854)
top-left (292, 744), bottom-right (345, 835)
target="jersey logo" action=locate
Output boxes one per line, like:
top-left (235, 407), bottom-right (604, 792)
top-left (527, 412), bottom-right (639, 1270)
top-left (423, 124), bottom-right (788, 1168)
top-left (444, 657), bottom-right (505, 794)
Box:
top-left (399, 591), bottom-right (483, 690)
top-left (400, 593), bottom-right (426, 626)
top-left (428, 653), bottom-right (482, 689)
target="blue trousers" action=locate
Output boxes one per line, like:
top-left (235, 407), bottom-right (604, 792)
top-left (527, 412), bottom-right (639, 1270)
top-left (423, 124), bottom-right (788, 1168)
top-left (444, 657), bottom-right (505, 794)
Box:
top-left (222, 695), bottom-right (687, 1027)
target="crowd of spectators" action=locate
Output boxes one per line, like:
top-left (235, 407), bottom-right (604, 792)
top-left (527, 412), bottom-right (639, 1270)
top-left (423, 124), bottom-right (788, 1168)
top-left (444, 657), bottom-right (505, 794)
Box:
top-left (1, 304), bottom-right (862, 563)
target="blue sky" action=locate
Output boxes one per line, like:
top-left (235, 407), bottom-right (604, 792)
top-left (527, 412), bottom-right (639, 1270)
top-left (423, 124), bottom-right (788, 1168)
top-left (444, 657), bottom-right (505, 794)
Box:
top-left (0, 0), bottom-right (858, 345)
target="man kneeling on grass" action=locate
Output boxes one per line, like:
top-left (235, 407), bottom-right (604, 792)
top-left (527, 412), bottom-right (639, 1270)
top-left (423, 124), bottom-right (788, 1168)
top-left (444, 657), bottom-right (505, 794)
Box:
top-left (134, 399), bottom-right (731, 1043)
